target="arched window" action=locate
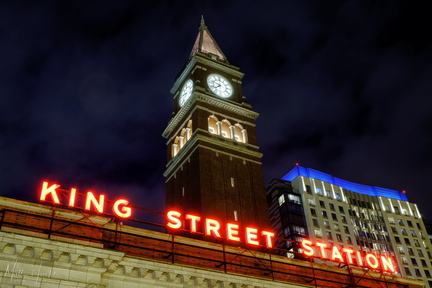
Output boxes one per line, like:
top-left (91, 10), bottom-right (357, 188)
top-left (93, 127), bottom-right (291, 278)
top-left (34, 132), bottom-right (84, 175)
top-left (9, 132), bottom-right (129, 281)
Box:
top-left (172, 137), bottom-right (180, 157)
top-left (220, 120), bottom-right (232, 139)
top-left (171, 119), bottom-right (193, 158)
top-left (186, 120), bottom-right (192, 140)
top-left (233, 124), bottom-right (247, 143)
top-left (208, 116), bottom-right (219, 135)
top-left (180, 129), bottom-right (187, 146)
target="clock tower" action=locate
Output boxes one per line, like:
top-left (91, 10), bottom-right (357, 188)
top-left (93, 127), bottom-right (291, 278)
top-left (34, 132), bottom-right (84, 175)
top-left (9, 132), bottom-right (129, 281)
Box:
top-left (163, 18), bottom-right (270, 242)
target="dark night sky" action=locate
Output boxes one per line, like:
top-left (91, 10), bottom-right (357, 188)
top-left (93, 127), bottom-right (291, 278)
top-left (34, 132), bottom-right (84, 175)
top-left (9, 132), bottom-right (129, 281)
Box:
top-left (1, 1), bottom-right (432, 221)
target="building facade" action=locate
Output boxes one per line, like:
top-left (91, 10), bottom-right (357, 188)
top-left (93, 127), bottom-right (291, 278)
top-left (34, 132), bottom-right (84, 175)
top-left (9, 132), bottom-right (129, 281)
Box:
top-left (163, 18), bottom-right (270, 236)
top-left (0, 196), bottom-right (425, 288)
top-left (267, 165), bottom-right (432, 287)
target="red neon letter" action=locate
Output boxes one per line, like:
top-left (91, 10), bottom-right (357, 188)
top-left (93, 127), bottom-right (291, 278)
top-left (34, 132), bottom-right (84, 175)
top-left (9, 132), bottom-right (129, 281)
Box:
top-left (68, 187), bottom-right (77, 207)
top-left (331, 246), bottom-right (344, 262)
top-left (262, 231), bottom-right (275, 248)
top-left (227, 223), bottom-right (240, 242)
top-left (343, 248), bottom-right (354, 264)
top-left (301, 240), bottom-right (314, 256)
top-left (366, 253), bottom-right (379, 269)
top-left (167, 211), bottom-right (182, 229)
top-left (246, 227), bottom-right (259, 245)
top-left (316, 242), bottom-right (328, 258)
top-left (40, 182), bottom-right (60, 204)
top-left (356, 251), bottom-right (364, 266)
top-left (113, 199), bottom-right (132, 218)
top-left (381, 256), bottom-right (395, 273)
top-left (85, 192), bottom-right (105, 213)
top-left (185, 214), bottom-right (201, 233)
top-left (205, 218), bottom-right (221, 238)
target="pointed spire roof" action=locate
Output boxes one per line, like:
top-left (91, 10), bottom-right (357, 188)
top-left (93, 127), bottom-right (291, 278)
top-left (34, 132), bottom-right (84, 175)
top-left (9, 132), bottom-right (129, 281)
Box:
top-left (189, 16), bottom-right (229, 63)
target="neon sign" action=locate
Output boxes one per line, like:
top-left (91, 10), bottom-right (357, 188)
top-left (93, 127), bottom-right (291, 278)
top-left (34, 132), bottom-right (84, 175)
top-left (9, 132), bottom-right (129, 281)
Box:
top-left (301, 240), bottom-right (395, 273)
top-left (166, 210), bottom-right (275, 248)
top-left (38, 182), bottom-right (396, 274)
top-left (39, 181), bottom-right (132, 218)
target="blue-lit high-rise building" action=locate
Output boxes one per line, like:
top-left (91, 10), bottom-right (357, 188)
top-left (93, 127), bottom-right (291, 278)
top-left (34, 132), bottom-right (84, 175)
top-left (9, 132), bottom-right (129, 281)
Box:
top-left (267, 165), bottom-right (432, 287)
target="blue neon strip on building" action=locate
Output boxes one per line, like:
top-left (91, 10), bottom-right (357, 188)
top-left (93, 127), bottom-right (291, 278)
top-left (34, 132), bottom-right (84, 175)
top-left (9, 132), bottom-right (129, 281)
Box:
top-left (282, 166), bottom-right (408, 201)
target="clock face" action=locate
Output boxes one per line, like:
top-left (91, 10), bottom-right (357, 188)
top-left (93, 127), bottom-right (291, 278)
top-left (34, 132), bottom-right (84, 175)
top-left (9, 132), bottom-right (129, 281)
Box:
top-left (179, 79), bottom-right (193, 107)
top-left (207, 74), bottom-right (233, 98)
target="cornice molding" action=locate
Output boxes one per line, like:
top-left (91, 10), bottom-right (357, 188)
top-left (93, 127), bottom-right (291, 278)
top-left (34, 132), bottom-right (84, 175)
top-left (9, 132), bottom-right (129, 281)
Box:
top-left (164, 132), bottom-right (263, 178)
top-left (162, 93), bottom-right (259, 138)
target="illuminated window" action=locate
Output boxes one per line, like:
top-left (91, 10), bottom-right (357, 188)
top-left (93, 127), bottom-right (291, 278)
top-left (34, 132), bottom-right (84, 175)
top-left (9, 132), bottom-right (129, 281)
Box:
top-left (278, 194), bottom-right (285, 206)
top-left (324, 220), bottom-right (330, 228)
top-left (208, 115), bottom-right (219, 135)
top-left (287, 194), bottom-right (300, 204)
top-left (314, 229), bottom-right (322, 237)
top-left (336, 234), bottom-right (342, 242)
top-left (322, 211), bottom-right (328, 218)
top-left (316, 187), bottom-right (323, 195)
top-left (398, 219), bottom-right (404, 225)
top-left (292, 225), bottom-right (306, 235)
top-left (233, 124), bottom-right (246, 143)
top-left (180, 129), bottom-right (188, 145)
top-left (172, 142), bottom-right (179, 157)
top-left (230, 177), bottom-right (235, 187)
top-left (335, 193), bottom-right (341, 201)
top-left (186, 120), bottom-right (192, 140)
top-left (220, 120), bottom-right (231, 138)
top-left (178, 136), bottom-right (185, 148)
top-left (172, 120), bottom-right (193, 158)
top-left (308, 198), bottom-right (315, 206)
top-left (411, 230), bottom-right (417, 237)
top-left (334, 223), bottom-right (340, 231)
